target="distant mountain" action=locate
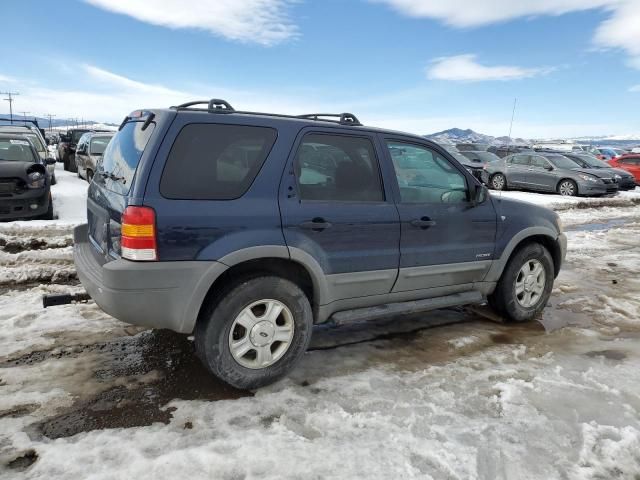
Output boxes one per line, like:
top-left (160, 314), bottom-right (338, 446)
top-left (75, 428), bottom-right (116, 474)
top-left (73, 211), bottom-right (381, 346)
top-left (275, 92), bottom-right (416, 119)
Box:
top-left (0, 113), bottom-right (117, 130)
top-left (424, 128), bottom-right (530, 146)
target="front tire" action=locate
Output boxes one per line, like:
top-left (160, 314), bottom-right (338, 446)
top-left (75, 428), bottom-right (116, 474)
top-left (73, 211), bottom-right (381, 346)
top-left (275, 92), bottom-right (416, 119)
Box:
top-left (195, 276), bottom-right (313, 389)
top-left (489, 243), bottom-right (554, 322)
top-left (491, 173), bottom-right (507, 191)
top-left (558, 179), bottom-right (578, 196)
top-left (40, 196), bottom-right (54, 220)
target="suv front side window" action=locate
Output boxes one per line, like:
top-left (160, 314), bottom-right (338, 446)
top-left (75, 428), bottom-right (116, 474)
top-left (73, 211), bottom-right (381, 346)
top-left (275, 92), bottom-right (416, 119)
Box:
top-left (295, 134), bottom-right (384, 202)
top-left (386, 141), bottom-right (467, 204)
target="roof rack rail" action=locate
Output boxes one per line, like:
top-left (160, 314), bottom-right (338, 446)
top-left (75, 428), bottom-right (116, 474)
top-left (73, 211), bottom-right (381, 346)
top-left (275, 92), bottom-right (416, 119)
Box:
top-left (297, 113), bottom-right (362, 126)
top-left (168, 99), bottom-right (363, 126)
top-left (172, 99), bottom-right (235, 113)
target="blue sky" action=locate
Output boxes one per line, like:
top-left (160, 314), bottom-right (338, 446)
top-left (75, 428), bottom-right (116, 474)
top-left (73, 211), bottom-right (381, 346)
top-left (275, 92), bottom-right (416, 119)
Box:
top-left (1, 0), bottom-right (639, 138)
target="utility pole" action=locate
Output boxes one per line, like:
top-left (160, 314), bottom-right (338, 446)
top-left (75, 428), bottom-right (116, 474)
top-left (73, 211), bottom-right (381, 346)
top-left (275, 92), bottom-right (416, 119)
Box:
top-left (20, 112), bottom-right (31, 125)
top-left (1, 91), bottom-right (20, 124)
top-left (44, 113), bottom-right (56, 132)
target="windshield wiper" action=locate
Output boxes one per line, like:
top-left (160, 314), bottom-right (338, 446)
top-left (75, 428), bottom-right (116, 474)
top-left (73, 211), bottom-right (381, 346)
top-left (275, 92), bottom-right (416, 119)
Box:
top-left (99, 171), bottom-right (127, 184)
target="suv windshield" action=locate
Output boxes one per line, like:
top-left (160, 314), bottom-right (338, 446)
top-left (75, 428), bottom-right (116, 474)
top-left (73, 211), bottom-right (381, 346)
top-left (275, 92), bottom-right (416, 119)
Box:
top-left (0, 138), bottom-right (38, 162)
top-left (547, 155), bottom-right (580, 169)
top-left (97, 122), bottom-right (155, 195)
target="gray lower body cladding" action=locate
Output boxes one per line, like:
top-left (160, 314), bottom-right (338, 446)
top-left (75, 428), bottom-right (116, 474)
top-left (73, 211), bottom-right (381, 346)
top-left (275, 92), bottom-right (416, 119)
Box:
top-left (73, 224), bottom-right (227, 333)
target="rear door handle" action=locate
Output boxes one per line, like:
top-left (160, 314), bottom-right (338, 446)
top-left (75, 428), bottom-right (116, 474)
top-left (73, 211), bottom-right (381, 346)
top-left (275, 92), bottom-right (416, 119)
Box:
top-left (299, 218), bottom-right (332, 231)
top-left (410, 217), bottom-right (437, 229)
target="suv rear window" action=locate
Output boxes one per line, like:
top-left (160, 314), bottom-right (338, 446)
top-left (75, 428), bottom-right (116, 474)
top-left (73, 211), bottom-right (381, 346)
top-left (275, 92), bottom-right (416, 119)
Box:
top-left (99, 121), bottom-right (155, 195)
top-left (160, 124), bottom-right (277, 200)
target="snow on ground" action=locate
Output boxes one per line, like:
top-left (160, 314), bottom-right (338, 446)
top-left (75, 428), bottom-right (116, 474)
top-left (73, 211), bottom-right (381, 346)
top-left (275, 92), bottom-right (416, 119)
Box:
top-left (1, 166), bottom-right (640, 479)
top-left (497, 187), bottom-right (640, 211)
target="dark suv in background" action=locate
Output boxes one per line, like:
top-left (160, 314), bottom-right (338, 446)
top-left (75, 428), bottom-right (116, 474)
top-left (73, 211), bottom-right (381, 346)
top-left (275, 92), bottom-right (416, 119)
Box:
top-left (73, 99), bottom-right (566, 389)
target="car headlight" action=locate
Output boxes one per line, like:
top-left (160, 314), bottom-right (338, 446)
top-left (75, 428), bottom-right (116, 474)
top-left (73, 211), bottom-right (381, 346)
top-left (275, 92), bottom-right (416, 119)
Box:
top-left (613, 174), bottom-right (621, 180)
top-left (27, 171), bottom-right (46, 189)
top-left (577, 173), bottom-right (598, 183)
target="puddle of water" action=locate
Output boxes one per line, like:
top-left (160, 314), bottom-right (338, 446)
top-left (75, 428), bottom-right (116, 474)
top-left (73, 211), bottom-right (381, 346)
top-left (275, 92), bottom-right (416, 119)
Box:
top-left (565, 218), bottom-right (627, 232)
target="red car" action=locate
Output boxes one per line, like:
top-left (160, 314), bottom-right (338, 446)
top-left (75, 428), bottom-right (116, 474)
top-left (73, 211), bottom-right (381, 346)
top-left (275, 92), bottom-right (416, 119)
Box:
top-left (608, 155), bottom-right (640, 185)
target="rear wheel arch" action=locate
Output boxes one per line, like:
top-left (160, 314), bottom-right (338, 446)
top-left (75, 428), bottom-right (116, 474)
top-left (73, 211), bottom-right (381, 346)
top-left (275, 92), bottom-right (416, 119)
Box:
top-left (193, 257), bottom-right (317, 333)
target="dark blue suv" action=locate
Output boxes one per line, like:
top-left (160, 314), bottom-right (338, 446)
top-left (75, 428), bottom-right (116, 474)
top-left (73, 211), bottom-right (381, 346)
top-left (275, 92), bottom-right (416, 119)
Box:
top-left (74, 99), bottom-right (567, 388)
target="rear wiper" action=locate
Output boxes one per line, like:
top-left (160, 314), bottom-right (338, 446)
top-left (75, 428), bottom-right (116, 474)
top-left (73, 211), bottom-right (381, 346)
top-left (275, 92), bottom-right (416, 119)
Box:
top-left (99, 171), bottom-right (127, 184)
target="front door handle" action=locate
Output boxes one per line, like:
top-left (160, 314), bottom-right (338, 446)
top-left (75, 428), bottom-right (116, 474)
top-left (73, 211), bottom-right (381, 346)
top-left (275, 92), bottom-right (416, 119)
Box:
top-left (300, 218), bottom-right (332, 231)
top-left (410, 217), bottom-right (437, 229)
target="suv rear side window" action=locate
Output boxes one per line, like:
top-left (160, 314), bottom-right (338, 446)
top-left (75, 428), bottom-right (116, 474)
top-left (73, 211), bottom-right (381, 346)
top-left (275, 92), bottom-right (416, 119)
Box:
top-left (160, 124), bottom-right (277, 200)
top-left (295, 133), bottom-right (384, 202)
top-left (99, 121), bottom-right (155, 195)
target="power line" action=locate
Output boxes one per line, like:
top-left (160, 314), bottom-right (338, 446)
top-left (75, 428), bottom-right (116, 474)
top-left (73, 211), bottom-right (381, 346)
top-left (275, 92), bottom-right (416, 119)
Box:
top-left (20, 111), bottom-right (31, 125)
top-left (1, 91), bottom-right (20, 124)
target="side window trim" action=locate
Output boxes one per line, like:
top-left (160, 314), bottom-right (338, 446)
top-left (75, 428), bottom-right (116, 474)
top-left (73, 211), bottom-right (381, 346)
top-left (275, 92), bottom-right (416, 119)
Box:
top-left (292, 130), bottom-right (387, 204)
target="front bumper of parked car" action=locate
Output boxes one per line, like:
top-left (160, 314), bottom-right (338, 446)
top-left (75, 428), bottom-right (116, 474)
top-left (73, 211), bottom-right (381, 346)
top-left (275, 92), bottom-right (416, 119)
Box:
top-left (0, 189), bottom-right (51, 220)
top-left (577, 179), bottom-right (617, 195)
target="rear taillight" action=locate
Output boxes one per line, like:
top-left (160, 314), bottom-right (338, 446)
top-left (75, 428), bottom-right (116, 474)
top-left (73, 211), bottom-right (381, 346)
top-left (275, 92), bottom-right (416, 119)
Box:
top-left (121, 206), bottom-right (157, 261)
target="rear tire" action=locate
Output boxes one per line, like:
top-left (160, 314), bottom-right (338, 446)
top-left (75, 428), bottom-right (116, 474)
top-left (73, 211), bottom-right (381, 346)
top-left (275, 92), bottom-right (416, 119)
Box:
top-left (195, 276), bottom-right (313, 389)
top-left (489, 243), bottom-right (554, 322)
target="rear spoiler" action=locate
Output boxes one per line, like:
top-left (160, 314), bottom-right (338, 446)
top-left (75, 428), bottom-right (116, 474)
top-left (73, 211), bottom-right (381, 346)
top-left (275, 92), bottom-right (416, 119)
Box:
top-left (119, 110), bottom-right (155, 131)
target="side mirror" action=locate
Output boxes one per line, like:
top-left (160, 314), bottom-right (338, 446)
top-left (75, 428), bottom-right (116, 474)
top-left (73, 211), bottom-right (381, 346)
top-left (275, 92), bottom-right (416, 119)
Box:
top-left (45, 157), bottom-right (57, 165)
top-left (77, 145), bottom-right (86, 154)
top-left (545, 165), bottom-right (554, 171)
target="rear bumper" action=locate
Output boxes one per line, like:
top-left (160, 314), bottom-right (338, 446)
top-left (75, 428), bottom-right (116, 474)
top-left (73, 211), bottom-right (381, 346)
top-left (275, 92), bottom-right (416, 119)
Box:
top-left (0, 190), bottom-right (50, 220)
top-left (73, 224), bottom-right (227, 333)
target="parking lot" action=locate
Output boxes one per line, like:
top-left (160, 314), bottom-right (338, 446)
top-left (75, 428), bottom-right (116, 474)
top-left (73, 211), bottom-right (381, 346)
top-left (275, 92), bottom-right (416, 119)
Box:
top-left (0, 162), bottom-right (638, 478)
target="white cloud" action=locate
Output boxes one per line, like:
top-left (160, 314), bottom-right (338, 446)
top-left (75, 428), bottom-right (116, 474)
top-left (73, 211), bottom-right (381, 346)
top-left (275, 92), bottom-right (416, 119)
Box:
top-left (84, 0), bottom-right (297, 46)
top-left (630, 84), bottom-right (640, 92)
top-left (426, 54), bottom-right (550, 81)
top-left (372, 0), bottom-right (616, 27)
top-left (593, 1), bottom-right (640, 68)
top-left (4, 65), bottom-right (635, 139)
top-left (0, 73), bottom-right (15, 83)
top-left (374, 0), bottom-right (640, 68)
